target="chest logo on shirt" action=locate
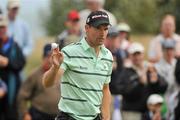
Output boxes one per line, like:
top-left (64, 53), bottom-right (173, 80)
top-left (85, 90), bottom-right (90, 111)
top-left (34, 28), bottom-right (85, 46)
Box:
top-left (101, 64), bottom-right (109, 71)
top-left (79, 66), bottom-right (88, 70)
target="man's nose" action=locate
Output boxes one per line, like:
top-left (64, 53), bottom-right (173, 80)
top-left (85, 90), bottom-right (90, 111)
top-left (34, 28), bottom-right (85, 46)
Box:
top-left (99, 29), bottom-right (106, 36)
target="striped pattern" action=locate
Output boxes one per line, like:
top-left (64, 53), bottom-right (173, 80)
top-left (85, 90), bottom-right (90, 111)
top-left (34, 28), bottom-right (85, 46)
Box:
top-left (69, 69), bottom-right (111, 77)
top-left (59, 38), bottom-right (113, 120)
top-left (61, 96), bottom-right (87, 102)
top-left (62, 50), bottom-right (93, 59)
top-left (62, 82), bottom-right (102, 92)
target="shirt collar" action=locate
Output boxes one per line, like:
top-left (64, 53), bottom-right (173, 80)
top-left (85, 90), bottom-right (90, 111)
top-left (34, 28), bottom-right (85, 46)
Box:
top-left (81, 37), bottom-right (107, 55)
top-left (81, 37), bottom-right (91, 51)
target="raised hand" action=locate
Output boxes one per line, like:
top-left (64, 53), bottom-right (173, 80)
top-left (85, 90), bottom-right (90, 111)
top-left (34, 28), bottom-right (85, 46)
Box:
top-left (51, 45), bottom-right (64, 69)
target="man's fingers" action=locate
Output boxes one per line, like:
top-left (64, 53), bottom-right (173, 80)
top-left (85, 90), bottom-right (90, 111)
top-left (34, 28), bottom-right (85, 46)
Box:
top-left (52, 48), bottom-right (59, 54)
top-left (59, 52), bottom-right (64, 57)
top-left (51, 52), bottom-right (63, 59)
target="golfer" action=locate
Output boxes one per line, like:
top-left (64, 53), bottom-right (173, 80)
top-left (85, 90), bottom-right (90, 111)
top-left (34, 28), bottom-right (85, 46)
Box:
top-left (43, 11), bottom-right (113, 120)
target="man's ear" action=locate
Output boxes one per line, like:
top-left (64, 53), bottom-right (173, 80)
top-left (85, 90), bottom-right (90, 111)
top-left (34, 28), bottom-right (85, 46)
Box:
top-left (85, 24), bottom-right (90, 31)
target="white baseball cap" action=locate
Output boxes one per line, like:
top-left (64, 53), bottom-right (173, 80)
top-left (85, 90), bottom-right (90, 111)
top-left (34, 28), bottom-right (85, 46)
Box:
top-left (147, 94), bottom-right (163, 105)
top-left (117, 23), bottom-right (131, 32)
top-left (128, 42), bottom-right (144, 54)
top-left (0, 15), bottom-right (8, 27)
top-left (7, 0), bottom-right (20, 9)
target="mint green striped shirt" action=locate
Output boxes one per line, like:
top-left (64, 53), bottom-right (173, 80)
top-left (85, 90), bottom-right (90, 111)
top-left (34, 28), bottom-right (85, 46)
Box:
top-left (59, 38), bottom-right (113, 120)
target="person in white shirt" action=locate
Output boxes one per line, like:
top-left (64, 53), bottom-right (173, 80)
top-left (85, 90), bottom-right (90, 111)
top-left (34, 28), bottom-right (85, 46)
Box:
top-left (155, 40), bottom-right (179, 120)
top-left (7, 0), bottom-right (33, 57)
top-left (148, 14), bottom-right (180, 63)
top-left (117, 22), bottom-right (131, 51)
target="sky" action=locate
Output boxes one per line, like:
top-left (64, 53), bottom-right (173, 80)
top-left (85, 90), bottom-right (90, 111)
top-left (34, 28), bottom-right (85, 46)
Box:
top-left (0, 0), bottom-right (50, 38)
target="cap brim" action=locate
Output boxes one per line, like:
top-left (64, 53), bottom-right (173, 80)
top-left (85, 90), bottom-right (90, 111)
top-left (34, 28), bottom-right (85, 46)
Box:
top-left (8, 3), bottom-right (20, 9)
top-left (107, 33), bottom-right (119, 38)
top-left (90, 20), bottom-right (110, 28)
top-left (0, 22), bottom-right (7, 27)
top-left (129, 51), bottom-right (144, 54)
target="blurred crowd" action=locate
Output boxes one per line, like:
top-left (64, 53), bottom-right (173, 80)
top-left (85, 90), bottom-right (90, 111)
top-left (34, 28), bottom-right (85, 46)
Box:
top-left (0, 0), bottom-right (180, 120)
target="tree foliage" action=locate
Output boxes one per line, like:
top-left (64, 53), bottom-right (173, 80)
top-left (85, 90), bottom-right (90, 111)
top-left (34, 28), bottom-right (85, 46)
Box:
top-left (105, 0), bottom-right (178, 33)
top-left (45, 0), bottom-right (179, 35)
top-left (44, 0), bottom-right (83, 36)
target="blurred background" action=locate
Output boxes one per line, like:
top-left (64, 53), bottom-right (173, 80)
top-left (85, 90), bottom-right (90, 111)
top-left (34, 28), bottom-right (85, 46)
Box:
top-left (1, 0), bottom-right (180, 120)
top-left (0, 0), bottom-right (180, 75)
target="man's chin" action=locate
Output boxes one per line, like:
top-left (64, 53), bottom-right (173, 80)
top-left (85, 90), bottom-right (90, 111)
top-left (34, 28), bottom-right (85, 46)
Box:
top-left (98, 42), bottom-right (104, 46)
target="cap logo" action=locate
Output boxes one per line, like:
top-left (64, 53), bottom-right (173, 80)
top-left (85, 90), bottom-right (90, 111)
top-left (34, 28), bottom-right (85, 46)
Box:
top-left (86, 18), bottom-right (90, 23)
top-left (91, 14), bottom-right (108, 19)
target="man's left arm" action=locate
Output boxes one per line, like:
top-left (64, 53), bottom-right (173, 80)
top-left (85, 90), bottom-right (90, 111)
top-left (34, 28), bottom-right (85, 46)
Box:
top-left (101, 84), bottom-right (111, 120)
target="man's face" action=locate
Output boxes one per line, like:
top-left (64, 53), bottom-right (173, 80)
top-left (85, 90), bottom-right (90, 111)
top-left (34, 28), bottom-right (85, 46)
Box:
top-left (110, 36), bottom-right (120, 50)
top-left (119, 31), bottom-right (128, 40)
top-left (85, 24), bottom-right (109, 46)
top-left (65, 19), bottom-right (80, 32)
top-left (8, 7), bottom-right (19, 20)
top-left (163, 48), bottom-right (175, 60)
top-left (104, 36), bottom-right (120, 51)
top-left (130, 52), bottom-right (144, 66)
top-left (148, 103), bottom-right (162, 113)
top-left (0, 26), bottom-right (7, 38)
top-left (42, 54), bottom-right (52, 70)
top-left (161, 17), bottom-right (175, 37)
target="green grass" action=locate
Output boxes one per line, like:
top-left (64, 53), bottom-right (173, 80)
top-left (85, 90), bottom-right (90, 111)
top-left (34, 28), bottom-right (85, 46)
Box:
top-left (24, 37), bottom-right (54, 76)
top-left (131, 34), bottom-right (154, 59)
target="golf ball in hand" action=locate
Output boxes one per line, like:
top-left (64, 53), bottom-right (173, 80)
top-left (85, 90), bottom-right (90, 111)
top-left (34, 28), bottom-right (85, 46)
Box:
top-left (51, 43), bottom-right (58, 50)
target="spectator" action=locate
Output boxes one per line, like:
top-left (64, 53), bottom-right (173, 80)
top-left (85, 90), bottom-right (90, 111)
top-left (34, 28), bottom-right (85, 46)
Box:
top-left (0, 15), bottom-right (26, 120)
top-left (148, 14), bottom-right (180, 63)
top-left (0, 78), bottom-right (7, 99)
top-left (155, 40), bottom-right (179, 120)
top-left (104, 26), bottom-right (126, 94)
top-left (174, 92), bottom-right (180, 120)
top-left (117, 22), bottom-right (132, 67)
top-left (0, 78), bottom-right (7, 119)
top-left (56, 10), bottom-right (83, 50)
top-left (104, 26), bottom-right (124, 120)
top-left (114, 42), bottom-right (167, 120)
top-left (174, 58), bottom-right (180, 120)
top-left (7, 0), bottom-right (33, 57)
top-left (18, 43), bottom-right (60, 120)
top-left (117, 22), bottom-right (131, 51)
top-left (142, 94), bottom-right (164, 120)
top-left (0, 7), bottom-right (2, 14)
top-left (79, 0), bottom-right (117, 31)
top-left (175, 57), bottom-right (180, 87)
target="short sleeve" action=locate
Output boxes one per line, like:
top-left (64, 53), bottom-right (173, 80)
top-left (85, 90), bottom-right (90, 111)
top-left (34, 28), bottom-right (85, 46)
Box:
top-left (60, 50), bottom-right (70, 71)
top-left (104, 57), bottom-right (113, 84)
top-left (105, 75), bottom-right (111, 84)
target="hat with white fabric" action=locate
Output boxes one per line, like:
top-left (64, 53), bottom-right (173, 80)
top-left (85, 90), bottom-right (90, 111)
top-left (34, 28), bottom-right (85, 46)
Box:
top-left (117, 23), bottom-right (131, 32)
top-left (7, 0), bottom-right (20, 9)
top-left (0, 15), bottom-right (8, 27)
top-left (147, 94), bottom-right (163, 105)
top-left (128, 42), bottom-right (144, 54)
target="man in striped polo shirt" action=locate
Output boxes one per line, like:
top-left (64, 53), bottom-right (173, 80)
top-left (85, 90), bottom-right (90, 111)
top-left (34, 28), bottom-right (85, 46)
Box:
top-left (43, 11), bottom-right (113, 120)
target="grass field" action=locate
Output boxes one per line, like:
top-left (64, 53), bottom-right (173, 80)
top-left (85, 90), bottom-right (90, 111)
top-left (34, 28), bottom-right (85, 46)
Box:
top-left (24, 34), bottom-right (154, 76)
top-left (24, 37), bottom-right (54, 76)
